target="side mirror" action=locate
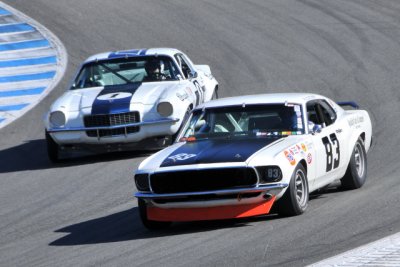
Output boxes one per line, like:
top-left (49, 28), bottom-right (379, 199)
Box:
top-left (188, 71), bottom-right (198, 79)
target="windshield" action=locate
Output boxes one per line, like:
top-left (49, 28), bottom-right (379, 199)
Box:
top-left (71, 56), bottom-right (180, 89)
top-left (180, 104), bottom-right (305, 141)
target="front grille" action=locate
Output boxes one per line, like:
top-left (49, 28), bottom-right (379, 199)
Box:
top-left (150, 168), bottom-right (258, 194)
top-left (84, 111), bottom-right (140, 137)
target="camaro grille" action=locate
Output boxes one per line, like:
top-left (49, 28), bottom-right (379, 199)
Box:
top-left (84, 112), bottom-right (140, 137)
top-left (150, 168), bottom-right (258, 194)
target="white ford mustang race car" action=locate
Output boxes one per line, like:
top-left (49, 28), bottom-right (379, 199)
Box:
top-left (134, 93), bottom-right (372, 229)
top-left (44, 48), bottom-right (218, 162)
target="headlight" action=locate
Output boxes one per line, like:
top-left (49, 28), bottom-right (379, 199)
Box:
top-left (49, 111), bottom-right (66, 127)
top-left (135, 173), bottom-right (150, 191)
top-left (257, 166), bottom-right (282, 183)
top-left (157, 102), bottom-right (173, 117)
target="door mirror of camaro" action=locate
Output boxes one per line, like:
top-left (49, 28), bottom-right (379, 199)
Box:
top-left (189, 71), bottom-right (198, 79)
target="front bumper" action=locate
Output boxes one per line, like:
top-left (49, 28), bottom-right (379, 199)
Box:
top-left (47, 117), bottom-right (180, 146)
top-left (135, 183), bottom-right (288, 221)
top-left (48, 117), bottom-right (179, 134)
top-left (147, 196), bottom-right (277, 222)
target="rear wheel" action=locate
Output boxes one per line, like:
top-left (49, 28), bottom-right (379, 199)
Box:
top-left (45, 130), bottom-right (60, 163)
top-left (277, 164), bottom-right (309, 216)
top-left (138, 199), bottom-right (171, 230)
top-left (341, 138), bottom-right (367, 190)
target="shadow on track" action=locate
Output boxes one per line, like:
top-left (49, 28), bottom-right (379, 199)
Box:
top-left (49, 207), bottom-right (281, 246)
top-left (0, 139), bottom-right (152, 173)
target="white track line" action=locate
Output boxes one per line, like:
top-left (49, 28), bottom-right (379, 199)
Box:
top-left (308, 232), bottom-right (400, 267)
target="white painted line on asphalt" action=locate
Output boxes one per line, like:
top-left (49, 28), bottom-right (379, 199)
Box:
top-left (308, 232), bottom-right (400, 267)
top-left (0, 15), bottom-right (20, 25)
top-left (0, 79), bottom-right (53, 91)
top-left (0, 47), bottom-right (56, 60)
top-left (0, 31), bottom-right (43, 43)
top-left (0, 64), bottom-right (56, 76)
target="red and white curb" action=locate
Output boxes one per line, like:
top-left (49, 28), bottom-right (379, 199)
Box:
top-left (308, 232), bottom-right (400, 267)
top-left (0, 1), bottom-right (67, 129)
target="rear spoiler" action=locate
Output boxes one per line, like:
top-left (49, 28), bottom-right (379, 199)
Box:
top-left (336, 101), bottom-right (359, 109)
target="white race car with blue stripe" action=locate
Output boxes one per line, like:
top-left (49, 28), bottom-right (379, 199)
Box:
top-left (44, 48), bottom-right (218, 162)
top-left (133, 93), bottom-right (372, 229)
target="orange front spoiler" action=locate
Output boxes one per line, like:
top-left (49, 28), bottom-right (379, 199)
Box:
top-left (147, 196), bottom-right (276, 222)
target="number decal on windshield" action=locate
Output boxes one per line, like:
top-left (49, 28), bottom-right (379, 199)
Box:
top-left (322, 133), bottom-right (340, 172)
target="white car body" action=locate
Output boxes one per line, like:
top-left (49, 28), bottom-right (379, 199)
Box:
top-left (44, 48), bottom-right (218, 161)
top-left (134, 93), bottom-right (372, 227)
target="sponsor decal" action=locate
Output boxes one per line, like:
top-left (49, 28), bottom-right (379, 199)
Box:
top-left (284, 150), bottom-right (296, 165)
top-left (168, 153), bottom-right (196, 161)
top-left (176, 91), bottom-right (189, 101)
top-left (301, 143), bottom-right (307, 152)
top-left (307, 153), bottom-right (312, 164)
top-left (348, 116), bottom-right (364, 127)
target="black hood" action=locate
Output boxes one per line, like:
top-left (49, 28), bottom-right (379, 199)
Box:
top-left (160, 137), bottom-right (282, 167)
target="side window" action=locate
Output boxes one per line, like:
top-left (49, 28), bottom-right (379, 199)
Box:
top-left (174, 54), bottom-right (192, 79)
top-left (319, 100), bottom-right (337, 126)
top-left (306, 102), bottom-right (321, 125)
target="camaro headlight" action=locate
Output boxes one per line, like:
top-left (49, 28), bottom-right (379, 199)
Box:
top-left (157, 102), bottom-right (173, 117)
top-left (135, 173), bottom-right (150, 191)
top-left (257, 166), bottom-right (282, 183)
top-left (49, 111), bottom-right (66, 127)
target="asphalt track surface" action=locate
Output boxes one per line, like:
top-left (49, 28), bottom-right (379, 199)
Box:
top-left (0, 1), bottom-right (399, 266)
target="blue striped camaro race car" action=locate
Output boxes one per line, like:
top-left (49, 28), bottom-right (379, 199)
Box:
top-left (44, 48), bottom-right (218, 162)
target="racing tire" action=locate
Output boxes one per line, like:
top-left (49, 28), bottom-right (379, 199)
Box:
top-left (138, 199), bottom-right (171, 230)
top-left (277, 164), bottom-right (309, 216)
top-left (340, 138), bottom-right (367, 190)
top-left (45, 130), bottom-right (60, 163)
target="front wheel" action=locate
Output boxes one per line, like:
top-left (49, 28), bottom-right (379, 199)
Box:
top-left (276, 164), bottom-right (309, 216)
top-left (138, 199), bottom-right (171, 230)
top-left (341, 138), bottom-right (367, 190)
top-left (45, 130), bottom-right (60, 163)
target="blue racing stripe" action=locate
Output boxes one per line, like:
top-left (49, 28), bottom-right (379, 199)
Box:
top-left (0, 39), bottom-right (50, 52)
top-left (0, 9), bottom-right (11, 16)
top-left (0, 103), bottom-right (29, 111)
top-left (0, 56), bottom-right (57, 68)
top-left (0, 71), bottom-right (56, 83)
top-left (0, 23), bottom-right (34, 34)
top-left (91, 83), bottom-right (142, 115)
top-left (0, 87), bottom-right (46, 97)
